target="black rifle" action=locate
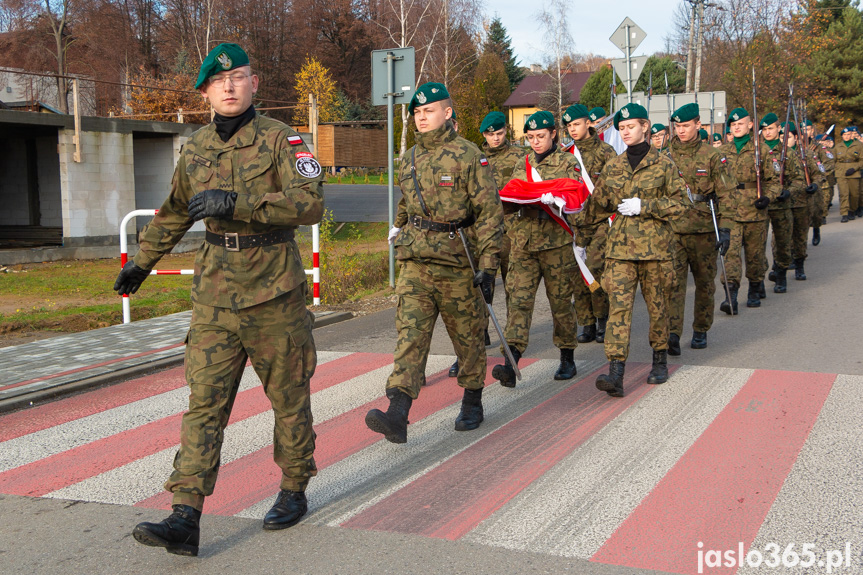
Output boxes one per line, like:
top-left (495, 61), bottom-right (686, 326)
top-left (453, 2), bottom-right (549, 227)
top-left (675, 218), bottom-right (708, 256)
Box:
top-left (751, 67), bottom-right (764, 200)
top-left (777, 85), bottom-right (793, 189)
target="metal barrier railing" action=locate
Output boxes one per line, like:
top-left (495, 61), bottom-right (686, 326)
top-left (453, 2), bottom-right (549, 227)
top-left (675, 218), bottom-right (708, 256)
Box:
top-left (120, 209), bottom-right (320, 324)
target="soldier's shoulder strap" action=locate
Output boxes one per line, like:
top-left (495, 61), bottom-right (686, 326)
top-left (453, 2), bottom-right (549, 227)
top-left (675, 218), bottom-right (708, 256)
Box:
top-left (410, 146), bottom-right (431, 217)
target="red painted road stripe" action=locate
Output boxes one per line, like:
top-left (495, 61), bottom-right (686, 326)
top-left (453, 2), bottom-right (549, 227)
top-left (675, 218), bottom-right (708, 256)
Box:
top-left (1, 343), bottom-right (185, 392)
top-left (591, 369), bottom-right (836, 575)
top-left (136, 358), bottom-right (538, 515)
top-left (0, 353), bottom-right (392, 497)
top-left (342, 363), bottom-right (665, 539)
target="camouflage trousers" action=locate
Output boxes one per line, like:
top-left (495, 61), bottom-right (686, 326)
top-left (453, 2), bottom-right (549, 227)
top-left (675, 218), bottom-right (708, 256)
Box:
top-left (166, 285), bottom-right (317, 510)
top-left (387, 260), bottom-right (486, 399)
top-left (838, 177), bottom-right (861, 216)
top-left (769, 208), bottom-right (793, 269)
top-left (723, 219), bottom-right (769, 286)
top-left (668, 232), bottom-right (717, 335)
top-left (790, 205), bottom-right (810, 261)
top-left (824, 180), bottom-right (836, 212)
top-left (504, 242), bottom-right (578, 354)
top-left (491, 230), bottom-right (512, 309)
top-left (809, 187), bottom-right (825, 227)
top-left (602, 258), bottom-right (671, 361)
top-left (573, 225), bottom-right (609, 326)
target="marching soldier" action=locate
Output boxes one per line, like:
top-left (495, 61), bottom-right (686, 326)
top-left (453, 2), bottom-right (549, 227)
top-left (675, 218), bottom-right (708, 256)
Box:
top-left (116, 44), bottom-right (325, 555)
top-left (666, 103), bottom-right (736, 354)
top-left (712, 133), bottom-right (724, 148)
top-left (719, 107), bottom-right (781, 314)
top-left (699, 128), bottom-right (710, 144)
top-left (367, 82), bottom-right (503, 443)
top-left (650, 123), bottom-right (670, 152)
top-left (760, 113), bottom-right (797, 295)
top-left (492, 111), bottom-right (582, 387)
top-left (800, 125), bottom-right (828, 244)
top-left (784, 122), bottom-right (823, 276)
top-left (589, 107), bottom-right (607, 127)
top-left (561, 103), bottom-right (616, 345)
top-left (819, 134), bottom-right (837, 215)
top-left (448, 111), bottom-right (525, 378)
top-left (576, 103), bottom-right (688, 397)
top-left (835, 127), bottom-right (863, 222)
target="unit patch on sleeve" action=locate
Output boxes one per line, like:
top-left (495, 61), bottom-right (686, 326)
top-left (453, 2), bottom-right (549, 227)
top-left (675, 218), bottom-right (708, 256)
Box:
top-left (295, 151), bottom-right (322, 178)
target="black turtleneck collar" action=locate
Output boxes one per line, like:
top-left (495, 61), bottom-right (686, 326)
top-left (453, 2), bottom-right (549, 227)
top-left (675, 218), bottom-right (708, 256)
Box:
top-left (626, 140), bottom-right (650, 170)
top-left (535, 142), bottom-right (557, 164)
top-left (214, 105), bottom-right (256, 142)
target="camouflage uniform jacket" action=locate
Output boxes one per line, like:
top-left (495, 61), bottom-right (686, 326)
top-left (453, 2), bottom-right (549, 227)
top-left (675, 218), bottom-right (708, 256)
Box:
top-left (719, 136), bottom-right (781, 223)
top-left (482, 139), bottom-right (526, 190)
top-left (834, 139), bottom-right (863, 178)
top-left (562, 132), bottom-right (618, 240)
top-left (817, 144), bottom-right (836, 178)
top-left (764, 141), bottom-right (805, 210)
top-left (394, 124), bottom-right (502, 272)
top-left (797, 144), bottom-right (828, 190)
top-left (133, 114), bottom-right (324, 310)
top-left (507, 146), bottom-right (584, 252)
top-left (669, 136), bottom-right (738, 234)
top-left (575, 146), bottom-right (688, 261)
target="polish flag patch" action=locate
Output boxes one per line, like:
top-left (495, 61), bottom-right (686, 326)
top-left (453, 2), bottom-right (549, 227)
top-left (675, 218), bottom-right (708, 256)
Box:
top-left (480, 157), bottom-right (489, 166)
top-left (288, 135), bottom-right (304, 146)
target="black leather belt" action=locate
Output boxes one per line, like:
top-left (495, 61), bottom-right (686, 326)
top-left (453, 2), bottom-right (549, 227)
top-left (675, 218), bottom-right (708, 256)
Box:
top-left (737, 183), bottom-right (758, 190)
top-left (517, 206), bottom-right (552, 220)
top-left (206, 229), bottom-right (293, 251)
top-left (408, 214), bottom-right (475, 235)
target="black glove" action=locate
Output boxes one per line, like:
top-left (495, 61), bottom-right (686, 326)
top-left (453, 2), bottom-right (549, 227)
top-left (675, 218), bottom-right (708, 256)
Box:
top-left (776, 189), bottom-right (791, 202)
top-left (716, 227), bottom-right (731, 256)
top-left (187, 189), bottom-right (238, 221)
top-left (754, 196), bottom-right (770, 210)
top-left (806, 183), bottom-right (819, 195)
top-left (845, 168), bottom-right (857, 177)
top-left (113, 261), bottom-right (150, 295)
top-left (473, 270), bottom-right (495, 304)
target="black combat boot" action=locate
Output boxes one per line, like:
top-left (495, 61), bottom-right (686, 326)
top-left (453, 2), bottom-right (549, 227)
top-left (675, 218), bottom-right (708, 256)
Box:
top-left (365, 388), bottom-right (412, 443)
top-left (646, 350), bottom-right (669, 384)
top-left (263, 490), bottom-right (308, 530)
top-left (841, 215), bottom-right (849, 223)
top-left (812, 227), bottom-right (821, 246)
top-left (448, 359), bottom-right (459, 378)
top-left (492, 346), bottom-right (521, 388)
top-left (794, 258), bottom-right (807, 280)
top-left (787, 259), bottom-right (796, 270)
top-left (691, 331), bottom-right (707, 349)
top-left (773, 267), bottom-right (787, 293)
top-left (133, 504), bottom-right (201, 556)
top-left (554, 348), bottom-right (577, 380)
top-left (595, 317), bottom-right (608, 343)
top-left (484, 329), bottom-right (491, 347)
top-left (768, 264), bottom-right (776, 282)
top-left (667, 333), bottom-right (681, 356)
top-left (849, 212), bottom-right (856, 221)
top-left (595, 360), bottom-right (625, 397)
top-left (857, 207), bottom-right (863, 218)
top-left (757, 280), bottom-right (767, 299)
top-left (720, 282), bottom-right (739, 315)
top-left (822, 216), bottom-right (827, 225)
top-left (454, 387), bottom-right (484, 431)
top-left (577, 324), bottom-right (596, 343)
top-left (746, 281), bottom-right (761, 307)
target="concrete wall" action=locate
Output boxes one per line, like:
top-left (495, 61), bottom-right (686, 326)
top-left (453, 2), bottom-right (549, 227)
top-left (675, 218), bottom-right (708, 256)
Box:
top-left (37, 136), bottom-right (62, 227)
top-left (0, 138), bottom-right (28, 226)
top-left (58, 130), bottom-right (136, 242)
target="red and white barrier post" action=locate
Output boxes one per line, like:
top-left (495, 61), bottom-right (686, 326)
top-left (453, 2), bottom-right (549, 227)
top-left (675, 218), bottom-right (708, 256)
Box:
top-left (120, 211), bottom-right (320, 323)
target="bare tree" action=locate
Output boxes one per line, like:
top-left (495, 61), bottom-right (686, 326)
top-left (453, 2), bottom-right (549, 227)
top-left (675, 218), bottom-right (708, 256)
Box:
top-left (43, 0), bottom-right (73, 113)
top-left (537, 0), bottom-right (573, 121)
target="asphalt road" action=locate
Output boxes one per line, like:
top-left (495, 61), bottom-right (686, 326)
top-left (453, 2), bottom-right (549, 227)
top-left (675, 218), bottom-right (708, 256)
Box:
top-left (324, 184), bottom-right (398, 222)
top-left (2, 189), bottom-right (862, 575)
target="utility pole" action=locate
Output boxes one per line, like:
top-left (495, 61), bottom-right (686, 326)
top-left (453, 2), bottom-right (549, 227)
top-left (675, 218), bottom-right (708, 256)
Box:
top-left (694, 0), bottom-right (705, 92)
top-left (684, 0), bottom-right (697, 93)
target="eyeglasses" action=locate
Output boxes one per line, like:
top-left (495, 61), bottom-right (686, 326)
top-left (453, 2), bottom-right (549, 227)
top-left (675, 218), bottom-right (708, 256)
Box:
top-left (208, 72), bottom-right (250, 88)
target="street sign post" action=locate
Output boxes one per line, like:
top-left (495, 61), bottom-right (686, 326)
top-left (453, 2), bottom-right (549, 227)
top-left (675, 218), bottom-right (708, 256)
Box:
top-left (609, 17), bottom-right (646, 102)
top-left (371, 47), bottom-right (415, 288)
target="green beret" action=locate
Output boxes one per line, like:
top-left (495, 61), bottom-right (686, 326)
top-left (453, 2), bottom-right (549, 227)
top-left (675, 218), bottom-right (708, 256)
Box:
top-left (408, 82), bottom-right (450, 114)
top-left (781, 121), bottom-right (797, 135)
top-left (804, 119), bottom-right (813, 127)
top-left (589, 107), bottom-right (606, 122)
top-left (562, 104), bottom-right (589, 125)
top-left (712, 132), bottom-right (723, 142)
top-left (196, 43), bottom-right (250, 89)
top-left (613, 103), bottom-right (648, 130)
top-left (699, 128), bottom-right (709, 140)
top-left (480, 111), bottom-right (506, 133)
top-left (727, 107), bottom-right (750, 124)
top-left (759, 112), bottom-right (779, 128)
top-left (651, 123), bottom-right (667, 135)
top-left (672, 103), bottom-right (700, 123)
top-left (524, 110), bottom-right (556, 132)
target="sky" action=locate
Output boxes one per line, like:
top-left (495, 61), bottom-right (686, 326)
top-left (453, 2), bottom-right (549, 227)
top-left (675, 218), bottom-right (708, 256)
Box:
top-left (488, 0), bottom-right (682, 67)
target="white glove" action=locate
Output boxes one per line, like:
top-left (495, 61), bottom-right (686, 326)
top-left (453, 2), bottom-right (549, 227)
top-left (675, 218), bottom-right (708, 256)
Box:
top-left (574, 245), bottom-right (587, 262)
top-left (617, 197), bottom-right (642, 216)
top-left (388, 226), bottom-right (401, 245)
top-left (540, 192), bottom-right (556, 205)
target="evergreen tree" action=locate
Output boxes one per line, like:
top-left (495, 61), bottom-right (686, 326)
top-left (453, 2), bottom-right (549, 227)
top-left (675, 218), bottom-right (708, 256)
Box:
top-left (633, 55), bottom-right (686, 94)
top-left (483, 17), bottom-right (524, 91)
top-left (578, 64), bottom-right (625, 111)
